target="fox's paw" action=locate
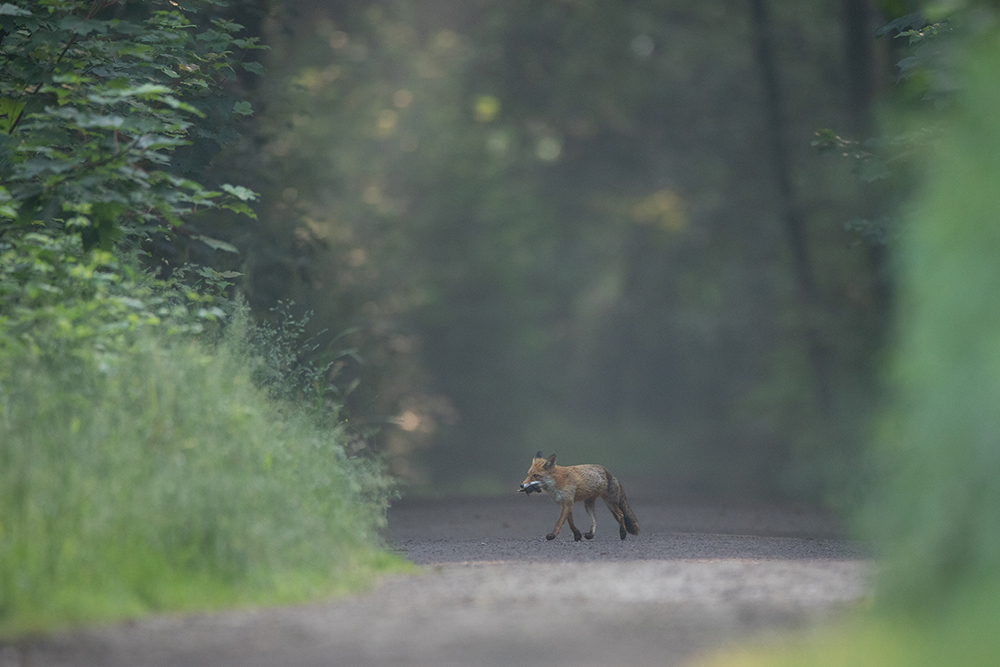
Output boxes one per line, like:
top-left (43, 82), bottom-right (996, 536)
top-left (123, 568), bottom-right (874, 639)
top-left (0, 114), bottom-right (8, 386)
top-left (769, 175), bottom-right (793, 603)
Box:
top-left (619, 525), bottom-right (627, 540)
top-left (584, 531), bottom-right (594, 540)
top-left (546, 533), bottom-right (557, 541)
top-left (572, 531), bottom-right (582, 541)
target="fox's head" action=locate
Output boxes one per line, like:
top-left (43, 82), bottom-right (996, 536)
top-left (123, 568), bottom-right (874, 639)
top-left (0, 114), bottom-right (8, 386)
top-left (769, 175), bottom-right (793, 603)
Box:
top-left (519, 451), bottom-right (557, 493)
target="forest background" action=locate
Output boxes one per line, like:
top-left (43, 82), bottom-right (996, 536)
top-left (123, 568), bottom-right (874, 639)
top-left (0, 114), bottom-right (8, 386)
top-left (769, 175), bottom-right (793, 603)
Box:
top-left (209, 0), bottom-right (902, 502)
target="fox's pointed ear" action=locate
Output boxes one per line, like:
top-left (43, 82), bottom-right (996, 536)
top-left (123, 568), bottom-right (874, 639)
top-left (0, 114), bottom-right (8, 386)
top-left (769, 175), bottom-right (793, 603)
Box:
top-left (544, 453), bottom-right (556, 469)
top-left (535, 450), bottom-right (544, 459)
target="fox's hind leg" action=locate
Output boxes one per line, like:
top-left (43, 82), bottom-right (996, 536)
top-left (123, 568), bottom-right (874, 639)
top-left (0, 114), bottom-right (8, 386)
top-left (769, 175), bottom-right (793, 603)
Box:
top-left (603, 497), bottom-right (628, 540)
top-left (583, 498), bottom-right (597, 539)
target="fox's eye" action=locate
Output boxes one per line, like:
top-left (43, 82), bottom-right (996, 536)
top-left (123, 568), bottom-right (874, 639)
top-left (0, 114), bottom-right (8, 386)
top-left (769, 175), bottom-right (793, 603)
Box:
top-left (532, 474), bottom-right (541, 479)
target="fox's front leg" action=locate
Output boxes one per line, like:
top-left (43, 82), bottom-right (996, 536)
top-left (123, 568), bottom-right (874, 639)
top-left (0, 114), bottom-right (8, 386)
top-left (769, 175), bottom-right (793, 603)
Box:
top-left (565, 509), bottom-right (583, 541)
top-left (547, 500), bottom-right (576, 540)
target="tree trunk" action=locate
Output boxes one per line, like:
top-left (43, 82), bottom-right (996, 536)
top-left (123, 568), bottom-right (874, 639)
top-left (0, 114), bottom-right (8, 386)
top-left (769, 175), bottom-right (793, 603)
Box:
top-left (749, 0), bottom-right (832, 415)
top-left (842, 0), bottom-right (875, 136)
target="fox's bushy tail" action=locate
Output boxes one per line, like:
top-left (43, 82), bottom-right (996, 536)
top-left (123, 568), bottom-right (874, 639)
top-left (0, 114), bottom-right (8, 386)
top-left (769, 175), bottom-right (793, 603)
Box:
top-left (620, 493), bottom-right (639, 535)
top-left (607, 471), bottom-right (639, 535)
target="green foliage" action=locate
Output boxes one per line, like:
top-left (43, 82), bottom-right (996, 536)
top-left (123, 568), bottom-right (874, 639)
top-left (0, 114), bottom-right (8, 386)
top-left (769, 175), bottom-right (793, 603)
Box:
top-left (240, 300), bottom-right (366, 432)
top-left (0, 1), bottom-right (404, 637)
top-left (864, 21), bottom-right (1000, 606)
top-left (815, 9), bottom-right (958, 247)
top-left (0, 0), bottom-right (262, 359)
top-left (877, 11), bottom-right (956, 104)
top-left (0, 324), bottom-right (404, 636)
top-left (0, 0), bottom-right (263, 250)
top-left (0, 232), bottom-right (234, 356)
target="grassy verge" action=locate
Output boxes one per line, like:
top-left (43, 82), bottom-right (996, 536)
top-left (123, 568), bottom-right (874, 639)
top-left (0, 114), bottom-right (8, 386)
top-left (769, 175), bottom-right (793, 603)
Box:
top-left (690, 576), bottom-right (1000, 667)
top-left (0, 331), bottom-right (412, 638)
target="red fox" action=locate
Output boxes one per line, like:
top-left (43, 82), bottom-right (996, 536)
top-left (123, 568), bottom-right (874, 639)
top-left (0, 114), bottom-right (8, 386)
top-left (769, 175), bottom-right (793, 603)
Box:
top-left (519, 451), bottom-right (639, 541)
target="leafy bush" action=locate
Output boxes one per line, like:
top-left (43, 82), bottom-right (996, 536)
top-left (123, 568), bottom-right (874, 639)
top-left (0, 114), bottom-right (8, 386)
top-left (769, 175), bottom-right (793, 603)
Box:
top-left (0, 232), bottom-right (236, 359)
top-left (0, 0), bottom-right (258, 357)
top-left (0, 0), bottom-right (261, 249)
top-left (862, 21), bottom-right (1000, 608)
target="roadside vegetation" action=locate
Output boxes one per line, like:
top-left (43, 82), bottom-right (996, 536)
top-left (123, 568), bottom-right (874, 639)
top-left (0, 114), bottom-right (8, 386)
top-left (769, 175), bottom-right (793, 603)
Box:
top-left (0, 310), bottom-right (405, 636)
top-left (697, 4), bottom-right (1000, 665)
top-left (0, 1), bottom-right (406, 637)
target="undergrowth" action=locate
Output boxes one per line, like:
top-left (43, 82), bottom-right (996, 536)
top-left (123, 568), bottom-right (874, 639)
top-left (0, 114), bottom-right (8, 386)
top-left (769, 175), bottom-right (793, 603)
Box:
top-left (0, 312), bottom-right (410, 638)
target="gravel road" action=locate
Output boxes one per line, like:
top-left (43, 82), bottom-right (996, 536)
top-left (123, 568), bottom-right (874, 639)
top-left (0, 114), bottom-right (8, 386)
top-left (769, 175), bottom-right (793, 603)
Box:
top-left (5, 494), bottom-right (871, 667)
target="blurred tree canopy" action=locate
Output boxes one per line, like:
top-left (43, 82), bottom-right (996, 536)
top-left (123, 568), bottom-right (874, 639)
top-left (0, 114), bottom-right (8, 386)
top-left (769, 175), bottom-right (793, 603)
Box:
top-left (194, 0), bottom-right (905, 500)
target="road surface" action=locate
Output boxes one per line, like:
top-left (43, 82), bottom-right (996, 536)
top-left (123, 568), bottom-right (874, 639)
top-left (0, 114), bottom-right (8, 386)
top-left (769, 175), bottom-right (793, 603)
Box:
top-left (5, 494), bottom-right (870, 667)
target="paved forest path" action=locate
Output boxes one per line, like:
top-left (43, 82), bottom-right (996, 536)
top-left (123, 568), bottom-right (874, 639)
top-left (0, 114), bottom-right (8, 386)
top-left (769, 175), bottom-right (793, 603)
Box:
top-left (9, 495), bottom-right (870, 667)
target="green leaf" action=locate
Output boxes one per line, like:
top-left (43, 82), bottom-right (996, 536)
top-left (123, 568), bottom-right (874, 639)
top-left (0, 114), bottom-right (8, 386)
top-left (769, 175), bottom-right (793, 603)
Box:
top-left (875, 12), bottom-right (927, 38)
top-left (58, 16), bottom-right (109, 36)
top-left (0, 98), bottom-right (27, 133)
top-left (220, 201), bottom-right (258, 219)
top-left (162, 96), bottom-right (206, 117)
top-left (220, 184), bottom-right (258, 201)
top-left (52, 73), bottom-right (95, 85)
top-left (0, 186), bottom-right (17, 219)
top-left (193, 235), bottom-right (239, 253)
top-left (0, 3), bottom-right (31, 16)
top-left (241, 61), bottom-right (265, 76)
top-left (92, 202), bottom-right (126, 226)
top-left (858, 158), bottom-right (891, 182)
top-left (896, 56), bottom-right (921, 74)
top-left (232, 101), bottom-right (253, 116)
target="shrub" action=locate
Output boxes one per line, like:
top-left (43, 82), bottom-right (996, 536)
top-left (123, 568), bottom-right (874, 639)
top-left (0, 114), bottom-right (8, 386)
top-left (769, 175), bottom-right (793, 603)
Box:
top-left (862, 26), bottom-right (1000, 608)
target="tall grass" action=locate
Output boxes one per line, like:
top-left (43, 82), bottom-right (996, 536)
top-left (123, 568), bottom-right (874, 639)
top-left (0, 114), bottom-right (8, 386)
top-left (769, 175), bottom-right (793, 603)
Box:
top-left (691, 576), bottom-right (1000, 667)
top-left (0, 321), bottom-right (406, 636)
